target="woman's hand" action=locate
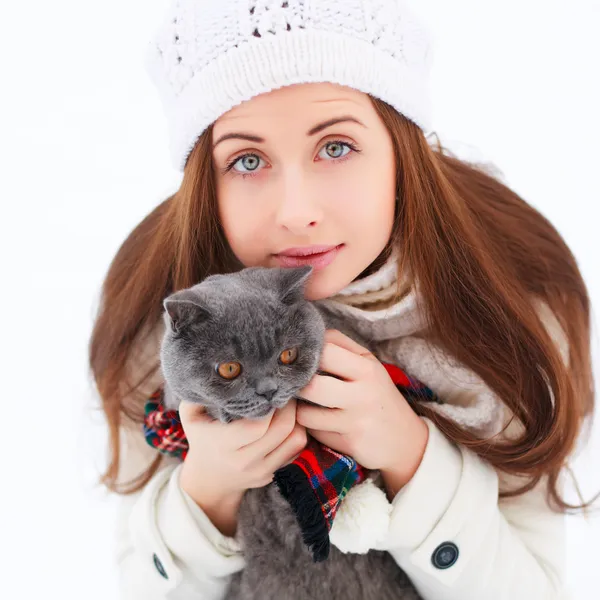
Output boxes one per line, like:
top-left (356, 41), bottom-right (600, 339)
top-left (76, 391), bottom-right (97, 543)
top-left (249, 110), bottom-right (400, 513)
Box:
top-left (179, 398), bottom-right (307, 530)
top-left (296, 329), bottom-right (429, 494)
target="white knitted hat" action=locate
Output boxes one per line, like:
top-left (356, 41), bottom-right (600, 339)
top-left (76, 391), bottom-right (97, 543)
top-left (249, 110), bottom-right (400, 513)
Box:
top-left (144, 0), bottom-right (435, 172)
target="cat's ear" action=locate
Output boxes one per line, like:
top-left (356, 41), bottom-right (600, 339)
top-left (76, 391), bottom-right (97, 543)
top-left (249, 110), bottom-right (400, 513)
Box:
top-left (163, 289), bottom-right (211, 334)
top-left (276, 266), bottom-right (313, 305)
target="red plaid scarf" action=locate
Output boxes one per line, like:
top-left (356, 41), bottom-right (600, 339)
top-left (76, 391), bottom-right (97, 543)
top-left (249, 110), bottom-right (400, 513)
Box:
top-left (143, 362), bottom-right (441, 561)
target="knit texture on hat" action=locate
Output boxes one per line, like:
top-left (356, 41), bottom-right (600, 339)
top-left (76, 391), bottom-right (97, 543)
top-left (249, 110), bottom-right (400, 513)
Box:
top-left (145, 0), bottom-right (435, 172)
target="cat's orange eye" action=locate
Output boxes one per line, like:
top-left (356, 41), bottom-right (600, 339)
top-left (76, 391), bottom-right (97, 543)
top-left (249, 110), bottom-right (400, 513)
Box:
top-left (216, 361), bottom-right (242, 380)
top-left (279, 347), bottom-right (298, 365)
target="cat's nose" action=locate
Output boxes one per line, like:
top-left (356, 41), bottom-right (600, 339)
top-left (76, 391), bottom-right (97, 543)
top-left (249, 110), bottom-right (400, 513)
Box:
top-left (256, 379), bottom-right (278, 403)
top-left (257, 389), bottom-right (277, 403)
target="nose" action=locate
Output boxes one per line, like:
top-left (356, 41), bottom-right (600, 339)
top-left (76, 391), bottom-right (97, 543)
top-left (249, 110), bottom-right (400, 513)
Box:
top-left (258, 389), bottom-right (277, 403)
top-left (256, 379), bottom-right (278, 403)
top-left (275, 177), bottom-right (322, 233)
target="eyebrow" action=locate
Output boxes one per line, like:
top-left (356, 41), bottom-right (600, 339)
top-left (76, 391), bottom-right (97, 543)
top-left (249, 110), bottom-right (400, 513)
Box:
top-left (212, 115), bottom-right (366, 149)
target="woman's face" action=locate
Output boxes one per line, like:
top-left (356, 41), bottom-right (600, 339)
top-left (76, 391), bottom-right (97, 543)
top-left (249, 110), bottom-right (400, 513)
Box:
top-left (212, 82), bottom-right (396, 300)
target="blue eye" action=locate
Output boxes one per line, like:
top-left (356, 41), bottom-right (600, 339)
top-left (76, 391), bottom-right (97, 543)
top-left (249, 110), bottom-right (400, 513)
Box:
top-left (222, 139), bottom-right (360, 179)
top-left (231, 154), bottom-right (264, 174)
top-left (317, 141), bottom-right (353, 160)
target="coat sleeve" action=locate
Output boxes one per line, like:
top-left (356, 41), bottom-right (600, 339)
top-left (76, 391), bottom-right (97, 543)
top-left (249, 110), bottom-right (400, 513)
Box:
top-left (115, 424), bottom-right (245, 599)
top-left (112, 322), bottom-right (245, 599)
top-left (381, 300), bottom-right (572, 599)
top-left (381, 418), bottom-right (569, 599)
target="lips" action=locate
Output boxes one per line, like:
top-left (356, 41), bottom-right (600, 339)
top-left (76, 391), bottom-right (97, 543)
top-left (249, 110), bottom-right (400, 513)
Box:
top-left (276, 244), bottom-right (339, 257)
top-left (273, 244), bottom-right (344, 271)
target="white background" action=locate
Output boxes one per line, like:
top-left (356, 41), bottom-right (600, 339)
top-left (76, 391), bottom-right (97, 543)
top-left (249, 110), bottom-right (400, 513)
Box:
top-left (1, 0), bottom-right (598, 598)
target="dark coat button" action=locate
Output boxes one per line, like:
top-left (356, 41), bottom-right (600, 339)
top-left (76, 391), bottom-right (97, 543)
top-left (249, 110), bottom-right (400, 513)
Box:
top-left (431, 541), bottom-right (459, 569)
top-left (153, 553), bottom-right (168, 579)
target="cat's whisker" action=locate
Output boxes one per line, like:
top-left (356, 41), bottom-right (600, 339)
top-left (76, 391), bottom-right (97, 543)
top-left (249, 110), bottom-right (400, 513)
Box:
top-left (225, 399), bottom-right (263, 408)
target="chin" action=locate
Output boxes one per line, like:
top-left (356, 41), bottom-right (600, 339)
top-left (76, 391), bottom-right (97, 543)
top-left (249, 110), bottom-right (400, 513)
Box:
top-left (303, 274), bottom-right (347, 301)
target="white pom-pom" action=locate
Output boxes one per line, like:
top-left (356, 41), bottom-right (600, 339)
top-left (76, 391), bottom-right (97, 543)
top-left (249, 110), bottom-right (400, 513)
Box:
top-left (329, 479), bottom-right (391, 554)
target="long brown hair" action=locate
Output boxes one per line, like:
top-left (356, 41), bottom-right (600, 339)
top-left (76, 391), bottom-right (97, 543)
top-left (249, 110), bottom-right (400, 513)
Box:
top-left (89, 95), bottom-right (598, 514)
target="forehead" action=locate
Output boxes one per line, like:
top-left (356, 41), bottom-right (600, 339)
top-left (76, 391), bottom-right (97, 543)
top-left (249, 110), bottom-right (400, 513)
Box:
top-left (212, 82), bottom-right (371, 135)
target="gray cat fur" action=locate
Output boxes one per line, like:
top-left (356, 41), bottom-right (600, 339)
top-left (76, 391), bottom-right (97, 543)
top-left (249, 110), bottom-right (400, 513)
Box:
top-left (160, 265), bottom-right (423, 600)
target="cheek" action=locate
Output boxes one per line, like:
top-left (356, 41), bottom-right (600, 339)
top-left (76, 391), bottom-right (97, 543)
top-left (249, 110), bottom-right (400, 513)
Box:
top-left (330, 154), bottom-right (395, 221)
top-left (218, 193), bottom-right (266, 258)
top-left (211, 376), bottom-right (244, 400)
top-left (331, 184), bottom-right (394, 233)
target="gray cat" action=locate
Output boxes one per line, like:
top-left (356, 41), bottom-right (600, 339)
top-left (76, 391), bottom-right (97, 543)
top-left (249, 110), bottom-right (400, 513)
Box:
top-left (160, 265), bottom-right (423, 600)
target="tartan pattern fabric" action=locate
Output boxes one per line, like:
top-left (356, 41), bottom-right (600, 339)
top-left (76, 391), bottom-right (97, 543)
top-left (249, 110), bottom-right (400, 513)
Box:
top-left (291, 436), bottom-right (366, 530)
top-left (381, 362), bottom-right (442, 404)
top-left (143, 361), bottom-right (441, 561)
top-left (271, 361), bottom-right (441, 560)
top-left (143, 388), bottom-right (189, 460)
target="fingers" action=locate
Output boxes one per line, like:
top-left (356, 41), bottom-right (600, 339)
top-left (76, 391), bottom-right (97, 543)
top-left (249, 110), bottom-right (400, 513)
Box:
top-left (178, 401), bottom-right (214, 426)
top-left (224, 407), bottom-right (280, 448)
top-left (297, 372), bottom-right (346, 408)
top-left (263, 423), bottom-right (308, 474)
top-left (307, 429), bottom-right (350, 455)
top-left (178, 399), bottom-right (277, 448)
top-left (319, 330), bottom-right (378, 381)
top-left (176, 397), bottom-right (306, 458)
top-left (296, 403), bottom-right (350, 433)
top-left (239, 399), bottom-right (298, 458)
